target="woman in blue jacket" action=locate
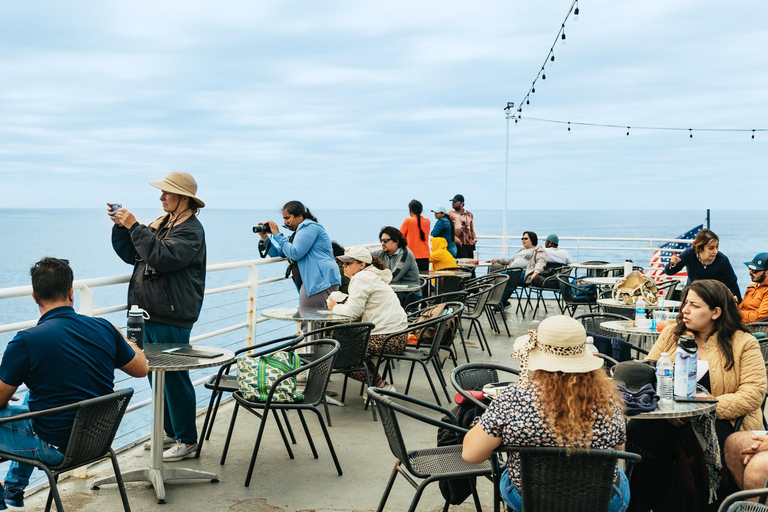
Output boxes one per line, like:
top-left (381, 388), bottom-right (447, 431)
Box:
top-left (431, 206), bottom-right (457, 257)
top-left (257, 201), bottom-right (341, 308)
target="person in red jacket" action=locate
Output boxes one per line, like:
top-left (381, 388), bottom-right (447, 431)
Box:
top-left (739, 252), bottom-right (768, 323)
top-left (400, 199), bottom-right (431, 271)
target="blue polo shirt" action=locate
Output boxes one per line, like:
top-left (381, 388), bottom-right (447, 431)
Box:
top-left (0, 306), bottom-right (135, 451)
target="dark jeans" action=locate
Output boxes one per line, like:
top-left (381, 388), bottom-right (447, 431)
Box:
top-left (416, 258), bottom-right (429, 272)
top-left (145, 321), bottom-right (198, 445)
top-left (456, 244), bottom-right (476, 259)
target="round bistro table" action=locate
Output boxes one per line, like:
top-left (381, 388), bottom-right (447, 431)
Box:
top-left (93, 344), bottom-right (234, 504)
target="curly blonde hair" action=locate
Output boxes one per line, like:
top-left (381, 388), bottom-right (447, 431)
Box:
top-left (532, 369), bottom-right (622, 449)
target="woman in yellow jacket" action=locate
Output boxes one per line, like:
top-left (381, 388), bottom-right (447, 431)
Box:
top-left (429, 237), bottom-right (457, 271)
top-left (627, 279), bottom-right (767, 512)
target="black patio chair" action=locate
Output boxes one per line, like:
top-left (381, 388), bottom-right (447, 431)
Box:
top-left (578, 261), bottom-right (610, 277)
top-left (748, 322), bottom-right (768, 338)
top-left (462, 280), bottom-right (508, 356)
top-left (718, 488), bottom-right (768, 511)
top-left (450, 362), bottom-right (520, 410)
top-left (557, 275), bottom-right (599, 317)
top-left (574, 312), bottom-right (631, 337)
top-left (0, 388), bottom-right (134, 512)
top-left (367, 387), bottom-right (492, 512)
top-left (481, 273), bottom-right (512, 336)
top-left (525, 265), bottom-right (572, 319)
top-left (492, 268), bottom-right (524, 318)
top-left (220, 339), bottom-right (342, 486)
top-left (304, 322), bottom-right (377, 424)
top-left (407, 293), bottom-right (469, 365)
top-left (196, 332), bottom-right (304, 458)
top-left (491, 446), bottom-right (642, 512)
top-left (655, 279), bottom-right (679, 301)
top-left (375, 302), bottom-right (465, 406)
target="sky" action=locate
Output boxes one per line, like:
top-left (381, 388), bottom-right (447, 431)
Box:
top-left (0, 0), bottom-right (766, 210)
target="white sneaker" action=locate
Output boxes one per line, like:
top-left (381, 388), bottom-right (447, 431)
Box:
top-left (163, 441), bottom-right (198, 462)
top-left (144, 436), bottom-right (176, 450)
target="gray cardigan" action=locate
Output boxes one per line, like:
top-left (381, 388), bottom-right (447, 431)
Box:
top-left (370, 248), bottom-right (421, 287)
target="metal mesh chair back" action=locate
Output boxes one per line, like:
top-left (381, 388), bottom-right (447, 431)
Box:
top-left (718, 488), bottom-right (768, 511)
top-left (575, 313), bottom-right (632, 338)
top-left (759, 340), bottom-right (768, 363)
top-left (405, 291), bottom-right (468, 314)
top-left (464, 283), bottom-right (500, 319)
top-left (485, 274), bottom-right (510, 305)
top-left (301, 339), bottom-right (340, 404)
top-left (655, 280), bottom-right (678, 300)
top-left (320, 323), bottom-right (374, 370)
top-left (54, 388), bottom-right (134, 470)
top-left (749, 322), bottom-right (768, 335)
top-left (724, 503), bottom-right (768, 512)
top-left (409, 302), bottom-right (464, 359)
top-left (368, 390), bottom-right (410, 465)
top-left (451, 363), bottom-right (520, 409)
top-left (434, 275), bottom-right (464, 294)
top-left (504, 446), bottom-right (638, 512)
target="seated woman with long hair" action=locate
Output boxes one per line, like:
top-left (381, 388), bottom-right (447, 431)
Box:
top-left (327, 246), bottom-right (409, 393)
top-left (462, 315), bottom-right (629, 512)
top-left (627, 279), bottom-right (766, 512)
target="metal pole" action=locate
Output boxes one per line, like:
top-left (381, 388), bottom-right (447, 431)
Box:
top-left (503, 102), bottom-right (514, 258)
top-left (706, 209), bottom-right (710, 229)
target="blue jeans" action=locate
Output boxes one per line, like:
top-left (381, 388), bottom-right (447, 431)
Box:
top-left (500, 465), bottom-right (630, 512)
top-left (0, 403), bottom-right (65, 500)
top-left (145, 321), bottom-right (198, 445)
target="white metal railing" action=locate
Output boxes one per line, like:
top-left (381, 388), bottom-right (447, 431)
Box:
top-left (476, 234), bottom-right (693, 260)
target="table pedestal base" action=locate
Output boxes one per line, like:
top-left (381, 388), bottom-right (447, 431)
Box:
top-left (93, 466), bottom-right (218, 504)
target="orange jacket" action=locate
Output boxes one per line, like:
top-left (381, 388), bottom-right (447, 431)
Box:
top-left (400, 215), bottom-right (431, 259)
top-left (740, 282), bottom-right (768, 323)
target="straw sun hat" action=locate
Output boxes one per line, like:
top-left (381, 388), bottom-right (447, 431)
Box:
top-left (149, 171), bottom-right (205, 208)
top-left (512, 315), bottom-right (603, 378)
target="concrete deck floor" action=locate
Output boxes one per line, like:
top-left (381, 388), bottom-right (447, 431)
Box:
top-left (24, 301), bottom-right (556, 512)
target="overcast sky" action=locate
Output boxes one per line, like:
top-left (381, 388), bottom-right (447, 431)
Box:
top-left (0, 0), bottom-right (765, 210)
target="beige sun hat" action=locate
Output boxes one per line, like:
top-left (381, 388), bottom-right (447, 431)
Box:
top-left (512, 315), bottom-right (603, 376)
top-left (149, 172), bottom-right (205, 208)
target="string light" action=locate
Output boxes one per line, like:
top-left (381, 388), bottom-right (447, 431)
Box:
top-left (561, 25), bottom-right (567, 45)
top-left (574, 1), bottom-right (580, 18)
top-left (512, 115), bottom-right (766, 139)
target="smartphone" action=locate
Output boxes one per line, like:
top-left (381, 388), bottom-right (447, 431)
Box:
top-left (111, 203), bottom-right (122, 213)
top-left (673, 395), bottom-right (718, 404)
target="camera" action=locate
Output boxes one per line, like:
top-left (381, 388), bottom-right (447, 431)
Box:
top-left (252, 224), bottom-right (271, 234)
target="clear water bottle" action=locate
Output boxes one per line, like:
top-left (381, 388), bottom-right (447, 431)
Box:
top-left (656, 352), bottom-right (674, 408)
top-left (635, 297), bottom-right (647, 328)
top-left (586, 336), bottom-right (599, 356)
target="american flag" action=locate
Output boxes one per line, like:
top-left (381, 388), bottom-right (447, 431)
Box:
top-left (646, 224), bottom-right (703, 283)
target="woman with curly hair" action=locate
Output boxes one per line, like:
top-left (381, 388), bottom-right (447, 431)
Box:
top-left (462, 315), bottom-right (629, 512)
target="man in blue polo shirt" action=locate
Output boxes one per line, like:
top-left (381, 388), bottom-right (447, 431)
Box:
top-left (0, 257), bottom-right (148, 509)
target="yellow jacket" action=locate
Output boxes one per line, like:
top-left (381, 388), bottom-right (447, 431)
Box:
top-left (648, 324), bottom-right (767, 430)
top-left (429, 237), bottom-right (457, 271)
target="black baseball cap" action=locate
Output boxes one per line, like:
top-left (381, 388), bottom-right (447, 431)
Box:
top-left (450, 194), bottom-right (465, 203)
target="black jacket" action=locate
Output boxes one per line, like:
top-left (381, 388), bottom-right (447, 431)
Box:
top-left (112, 215), bottom-right (206, 329)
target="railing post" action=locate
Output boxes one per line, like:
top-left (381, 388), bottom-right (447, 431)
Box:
top-left (74, 285), bottom-right (94, 478)
top-left (246, 264), bottom-right (259, 347)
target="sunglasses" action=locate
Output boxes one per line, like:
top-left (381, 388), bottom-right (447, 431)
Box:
top-left (521, 237), bottom-right (529, 240)
top-left (380, 238), bottom-right (393, 243)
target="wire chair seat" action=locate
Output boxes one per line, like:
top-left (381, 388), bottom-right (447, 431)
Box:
top-left (408, 445), bottom-right (492, 477)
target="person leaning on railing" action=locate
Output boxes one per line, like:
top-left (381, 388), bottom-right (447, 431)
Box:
top-left (461, 315), bottom-right (629, 512)
top-left (626, 279), bottom-right (767, 512)
top-left (665, 228), bottom-right (742, 302)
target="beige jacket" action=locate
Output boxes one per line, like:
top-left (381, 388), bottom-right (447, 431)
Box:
top-left (648, 325), bottom-right (767, 431)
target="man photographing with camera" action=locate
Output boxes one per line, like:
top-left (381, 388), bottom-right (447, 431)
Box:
top-left (108, 171), bottom-right (207, 462)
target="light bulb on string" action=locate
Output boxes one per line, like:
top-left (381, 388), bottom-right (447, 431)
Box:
top-left (627, 127), bottom-right (630, 137)
top-left (526, 98), bottom-right (530, 105)
top-left (567, 122), bottom-right (571, 132)
top-left (574, 3), bottom-right (580, 19)
top-left (515, 118), bottom-right (518, 124)
top-left (550, 54), bottom-right (555, 66)
top-left (542, 72), bottom-right (546, 81)
top-left (689, 129), bottom-right (693, 139)
top-left (561, 26), bottom-right (566, 45)
top-left (752, 130), bottom-right (756, 140)
top-left (531, 86), bottom-right (536, 95)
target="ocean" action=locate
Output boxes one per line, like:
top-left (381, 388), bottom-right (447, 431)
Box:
top-left (0, 207), bottom-right (760, 459)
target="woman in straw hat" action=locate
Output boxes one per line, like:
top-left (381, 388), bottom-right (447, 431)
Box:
top-left (462, 315), bottom-right (629, 512)
top-left (108, 171), bottom-right (206, 462)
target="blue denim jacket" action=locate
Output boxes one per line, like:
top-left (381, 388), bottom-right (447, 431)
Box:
top-left (265, 220), bottom-right (341, 297)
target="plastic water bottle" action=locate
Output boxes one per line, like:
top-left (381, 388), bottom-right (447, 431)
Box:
top-left (586, 336), bottom-right (599, 356)
top-left (674, 335), bottom-right (698, 397)
top-left (635, 297), bottom-right (647, 328)
top-left (624, 259), bottom-right (633, 277)
top-left (127, 305), bottom-right (147, 350)
top-left (656, 352), bottom-right (674, 409)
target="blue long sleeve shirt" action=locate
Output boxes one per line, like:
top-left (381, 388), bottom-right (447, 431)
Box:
top-left (664, 247), bottom-right (741, 301)
top-left (264, 220), bottom-right (341, 297)
top-left (431, 217), bottom-right (457, 257)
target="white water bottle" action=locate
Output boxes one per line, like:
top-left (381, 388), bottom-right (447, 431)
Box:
top-left (656, 352), bottom-right (674, 408)
top-left (635, 297), bottom-right (647, 328)
top-left (624, 259), bottom-right (633, 277)
top-left (586, 336), bottom-right (599, 356)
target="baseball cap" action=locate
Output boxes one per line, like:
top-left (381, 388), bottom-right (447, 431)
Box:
top-left (336, 245), bottom-right (373, 264)
top-left (745, 253), bottom-right (768, 271)
top-left (431, 206), bottom-right (447, 214)
top-left (545, 234), bottom-right (559, 245)
top-left (450, 194), bottom-right (465, 203)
